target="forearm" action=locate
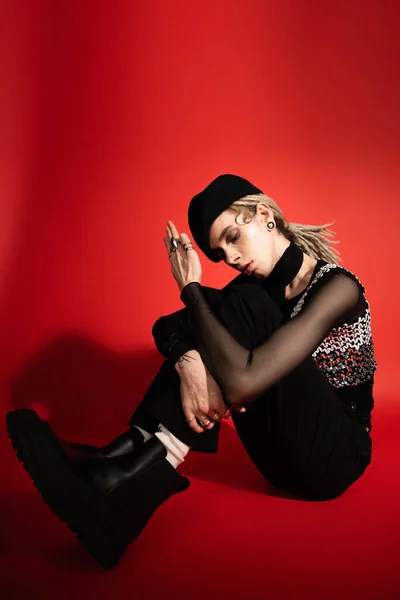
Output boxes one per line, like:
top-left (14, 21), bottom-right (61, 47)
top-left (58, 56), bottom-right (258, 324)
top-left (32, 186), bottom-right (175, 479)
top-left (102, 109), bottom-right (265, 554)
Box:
top-left (180, 276), bottom-right (362, 405)
top-left (180, 284), bottom-right (247, 403)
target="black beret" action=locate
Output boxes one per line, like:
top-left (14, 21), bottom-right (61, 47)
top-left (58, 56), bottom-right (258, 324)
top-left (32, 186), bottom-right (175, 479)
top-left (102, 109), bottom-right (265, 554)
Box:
top-left (188, 174), bottom-right (263, 262)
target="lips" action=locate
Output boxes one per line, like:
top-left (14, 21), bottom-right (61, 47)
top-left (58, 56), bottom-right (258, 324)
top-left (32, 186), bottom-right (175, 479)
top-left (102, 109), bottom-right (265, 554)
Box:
top-left (243, 261), bottom-right (253, 274)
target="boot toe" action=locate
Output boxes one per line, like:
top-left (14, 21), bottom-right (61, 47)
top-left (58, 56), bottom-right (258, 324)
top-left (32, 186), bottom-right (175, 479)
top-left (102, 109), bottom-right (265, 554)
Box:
top-left (6, 409), bottom-right (131, 569)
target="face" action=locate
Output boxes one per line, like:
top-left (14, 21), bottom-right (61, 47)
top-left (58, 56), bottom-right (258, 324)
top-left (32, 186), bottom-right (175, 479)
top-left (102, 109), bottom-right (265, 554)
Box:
top-left (208, 203), bottom-right (284, 279)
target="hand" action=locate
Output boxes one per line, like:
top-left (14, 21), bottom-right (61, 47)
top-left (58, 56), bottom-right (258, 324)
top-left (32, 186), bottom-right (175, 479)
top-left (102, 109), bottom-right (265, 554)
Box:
top-left (164, 220), bottom-right (202, 292)
top-left (176, 354), bottom-right (232, 433)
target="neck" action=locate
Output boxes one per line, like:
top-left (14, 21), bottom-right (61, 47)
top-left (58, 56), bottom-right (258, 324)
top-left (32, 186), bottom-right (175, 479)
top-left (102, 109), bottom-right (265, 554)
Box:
top-left (285, 253), bottom-right (318, 300)
top-left (273, 236), bottom-right (291, 266)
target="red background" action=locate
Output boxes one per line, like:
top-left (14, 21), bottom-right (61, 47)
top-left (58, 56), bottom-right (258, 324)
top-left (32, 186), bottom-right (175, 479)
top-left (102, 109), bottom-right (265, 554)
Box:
top-left (1, 1), bottom-right (399, 599)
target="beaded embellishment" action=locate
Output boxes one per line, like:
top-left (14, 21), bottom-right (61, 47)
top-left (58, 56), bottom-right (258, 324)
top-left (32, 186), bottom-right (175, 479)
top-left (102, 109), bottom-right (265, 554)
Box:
top-left (290, 263), bottom-right (377, 388)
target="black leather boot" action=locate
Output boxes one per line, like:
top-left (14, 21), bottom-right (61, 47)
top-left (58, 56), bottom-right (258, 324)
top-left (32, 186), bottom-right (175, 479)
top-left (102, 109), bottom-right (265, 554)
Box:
top-left (6, 409), bottom-right (190, 569)
top-left (74, 435), bottom-right (190, 545)
top-left (58, 427), bottom-right (144, 459)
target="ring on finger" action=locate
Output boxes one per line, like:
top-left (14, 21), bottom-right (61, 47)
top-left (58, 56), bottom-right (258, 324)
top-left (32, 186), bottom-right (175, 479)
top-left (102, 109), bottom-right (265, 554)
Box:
top-left (186, 417), bottom-right (195, 423)
top-left (211, 413), bottom-right (220, 421)
top-left (170, 237), bottom-right (181, 252)
top-left (200, 418), bottom-right (211, 427)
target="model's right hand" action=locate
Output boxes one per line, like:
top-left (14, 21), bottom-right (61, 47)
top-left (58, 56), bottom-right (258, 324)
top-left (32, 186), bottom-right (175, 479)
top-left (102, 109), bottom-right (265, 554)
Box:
top-left (175, 350), bottom-right (235, 434)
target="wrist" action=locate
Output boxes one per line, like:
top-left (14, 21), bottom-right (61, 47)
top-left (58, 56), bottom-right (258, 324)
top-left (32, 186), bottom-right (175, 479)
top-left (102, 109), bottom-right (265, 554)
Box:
top-left (174, 349), bottom-right (202, 373)
top-left (180, 281), bottom-right (201, 302)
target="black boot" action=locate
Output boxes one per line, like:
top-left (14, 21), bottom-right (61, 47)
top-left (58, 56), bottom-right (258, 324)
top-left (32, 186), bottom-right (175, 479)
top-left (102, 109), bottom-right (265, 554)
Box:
top-left (73, 435), bottom-right (190, 548)
top-left (6, 409), bottom-right (190, 569)
top-left (58, 427), bottom-right (144, 459)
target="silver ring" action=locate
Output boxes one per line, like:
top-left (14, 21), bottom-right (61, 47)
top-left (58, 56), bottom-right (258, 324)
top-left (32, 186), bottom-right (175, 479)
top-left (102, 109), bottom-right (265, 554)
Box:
top-left (170, 237), bottom-right (181, 252)
top-left (186, 417), bottom-right (195, 423)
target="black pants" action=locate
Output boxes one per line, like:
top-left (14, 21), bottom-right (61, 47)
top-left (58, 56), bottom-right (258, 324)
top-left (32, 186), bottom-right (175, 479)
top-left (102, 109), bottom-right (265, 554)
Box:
top-left (129, 284), bottom-right (372, 501)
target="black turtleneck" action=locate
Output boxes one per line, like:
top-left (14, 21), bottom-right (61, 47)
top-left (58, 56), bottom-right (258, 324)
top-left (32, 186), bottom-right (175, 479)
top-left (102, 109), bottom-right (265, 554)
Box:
top-left (179, 245), bottom-right (362, 406)
top-left (259, 240), bottom-right (304, 308)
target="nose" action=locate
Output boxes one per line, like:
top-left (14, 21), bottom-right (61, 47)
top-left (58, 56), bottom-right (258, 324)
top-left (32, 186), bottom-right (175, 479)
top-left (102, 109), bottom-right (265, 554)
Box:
top-left (224, 248), bottom-right (241, 268)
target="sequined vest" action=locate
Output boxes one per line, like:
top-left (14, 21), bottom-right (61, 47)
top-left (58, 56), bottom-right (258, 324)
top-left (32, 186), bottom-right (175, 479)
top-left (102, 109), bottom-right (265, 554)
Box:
top-left (290, 262), bottom-right (377, 390)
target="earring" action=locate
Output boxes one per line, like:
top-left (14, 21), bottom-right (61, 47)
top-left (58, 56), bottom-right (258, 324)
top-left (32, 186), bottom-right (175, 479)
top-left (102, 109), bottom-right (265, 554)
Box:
top-left (267, 221), bottom-right (275, 230)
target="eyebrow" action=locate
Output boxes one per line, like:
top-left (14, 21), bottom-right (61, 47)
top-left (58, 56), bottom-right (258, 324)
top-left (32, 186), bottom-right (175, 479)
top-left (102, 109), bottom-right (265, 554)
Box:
top-left (209, 225), bottom-right (232, 254)
top-left (218, 225), bottom-right (232, 242)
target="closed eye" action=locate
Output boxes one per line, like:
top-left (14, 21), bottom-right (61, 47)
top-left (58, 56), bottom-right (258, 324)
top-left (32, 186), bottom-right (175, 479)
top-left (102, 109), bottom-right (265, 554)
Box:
top-left (213, 231), bottom-right (240, 260)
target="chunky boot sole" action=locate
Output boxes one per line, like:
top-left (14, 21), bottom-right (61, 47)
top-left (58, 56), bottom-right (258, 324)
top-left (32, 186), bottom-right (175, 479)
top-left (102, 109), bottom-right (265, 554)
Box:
top-left (6, 409), bottom-right (131, 569)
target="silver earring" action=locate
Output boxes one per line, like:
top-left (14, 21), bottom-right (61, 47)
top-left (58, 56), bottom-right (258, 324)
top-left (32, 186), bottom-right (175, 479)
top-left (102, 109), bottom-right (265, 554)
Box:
top-left (267, 221), bottom-right (275, 230)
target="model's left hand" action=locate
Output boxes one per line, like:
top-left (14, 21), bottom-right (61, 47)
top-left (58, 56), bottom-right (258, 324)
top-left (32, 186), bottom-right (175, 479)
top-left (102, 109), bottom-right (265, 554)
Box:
top-left (164, 220), bottom-right (202, 292)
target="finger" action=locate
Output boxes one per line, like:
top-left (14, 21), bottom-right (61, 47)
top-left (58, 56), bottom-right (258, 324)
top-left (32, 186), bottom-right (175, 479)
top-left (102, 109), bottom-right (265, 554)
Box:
top-left (219, 405), bottom-right (231, 419)
top-left (179, 233), bottom-right (196, 255)
top-left (166, 225), bottom-right (184, 255)
top-left (206, 409), bottom-right (223, 422)
top-left (167, 220), bottom-right (180, 238)
top-left (163, 237), bottom-right (174, 258)
top-left (197, 415), bottom-right (215, 430)
top-left (233, 404), bottom-right (246, 413)
top-left (164, 235), bottom-right (180, 262)
top-left (183, 410), bottom-right (204, 434)
top-left (179, 232), bottom-right (193, 245)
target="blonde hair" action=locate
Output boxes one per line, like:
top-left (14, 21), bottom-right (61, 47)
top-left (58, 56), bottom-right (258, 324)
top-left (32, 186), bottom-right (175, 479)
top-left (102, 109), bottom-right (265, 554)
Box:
top-left (228, 193), bottom-right (341, 264)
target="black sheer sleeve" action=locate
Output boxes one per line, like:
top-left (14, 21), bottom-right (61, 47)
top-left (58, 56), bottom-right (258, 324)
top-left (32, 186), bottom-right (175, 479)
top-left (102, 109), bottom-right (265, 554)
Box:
top-left (180, 274), bottom-right (362, 405)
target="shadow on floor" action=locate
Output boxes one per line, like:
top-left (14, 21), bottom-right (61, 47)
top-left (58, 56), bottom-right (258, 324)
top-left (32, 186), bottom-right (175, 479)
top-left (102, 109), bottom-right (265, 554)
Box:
top-left (7, 330), bottom-right (296, 499)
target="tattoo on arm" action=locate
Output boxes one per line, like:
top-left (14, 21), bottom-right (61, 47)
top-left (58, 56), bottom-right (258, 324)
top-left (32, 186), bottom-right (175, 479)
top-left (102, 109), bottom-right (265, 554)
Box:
top-left (176, 352), bottom-right (198, 369)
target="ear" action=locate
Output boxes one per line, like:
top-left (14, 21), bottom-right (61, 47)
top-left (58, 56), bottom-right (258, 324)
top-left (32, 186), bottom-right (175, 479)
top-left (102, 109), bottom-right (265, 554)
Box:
top-left (255, 202), bottom-right (272, 222)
